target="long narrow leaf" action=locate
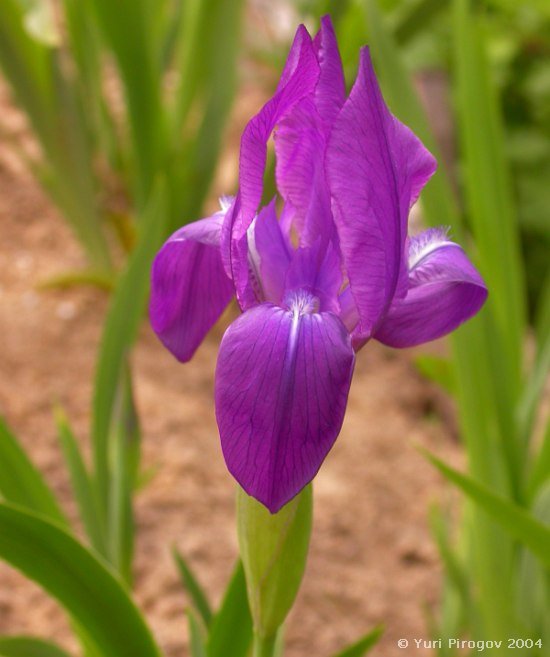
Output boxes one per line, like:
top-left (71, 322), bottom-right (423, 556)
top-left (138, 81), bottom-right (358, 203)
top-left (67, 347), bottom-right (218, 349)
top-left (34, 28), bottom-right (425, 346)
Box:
top-left (0, 636), bottom-right (72, 657)
top-left (0, 504), bottom-right (161, 657)
top-left (0, 418), bottom-right (67, 527)
top-left (108, 364), bottom-right (141, 585)
top-left (424, 451), bottom-right (550, 569)
top-left (207, 562), bottom-right (253, 657)
top-left (55, 409), bottom-right (107, 556)
top-left (331, 625), bottom-right (384, 657)
top-left (174, 548), bottom-right (213, 628)
top-left (187, 610), bottom-right (207, 657)
top-left (92, 182), bottom-right (167, 514)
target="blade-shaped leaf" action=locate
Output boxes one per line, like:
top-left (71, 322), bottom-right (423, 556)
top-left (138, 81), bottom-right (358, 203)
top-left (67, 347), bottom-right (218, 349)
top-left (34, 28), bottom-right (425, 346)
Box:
top-left (55, 409), bottom-right (107, 557)
top-left (107, 363), bottom-right (141, 585)
top-left (92, 182), bottom-right (167, 514)
top-left (173, 548), bottom-right (213, 628)
top-left (331, 625), bottom-right (384, 657)
top-left (0, 503), bottom-right (161, 657)
top-left (0, 636), bottom-right (71, 657)
top-left (207, 562), bottom-right (253, 657)
top-left (187, 610), bottom-right (207, 657)
top-left (424, 451), bottom-right (550, 569)
top-left (0, 418), bottom-right (67, 527)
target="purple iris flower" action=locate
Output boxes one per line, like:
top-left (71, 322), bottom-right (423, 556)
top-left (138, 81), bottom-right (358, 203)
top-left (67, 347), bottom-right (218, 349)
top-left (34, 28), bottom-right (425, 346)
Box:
top-left (150, 17), bottom-right (487, 513)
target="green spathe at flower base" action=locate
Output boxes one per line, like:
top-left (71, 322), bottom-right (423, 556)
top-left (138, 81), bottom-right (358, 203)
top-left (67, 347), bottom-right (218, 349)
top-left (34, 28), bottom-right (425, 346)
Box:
top-left (237, 485), bottom-right (312, 641)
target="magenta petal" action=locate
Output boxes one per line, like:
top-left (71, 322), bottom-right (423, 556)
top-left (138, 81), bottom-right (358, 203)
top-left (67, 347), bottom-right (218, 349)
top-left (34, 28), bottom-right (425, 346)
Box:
top-left (313, 15), bottom-right (346, 126)
top-left (234, 25), bottom-right (319, 240)
top-left (327, 48), bottom-right (437, 339)
top-left (150, 213), bottom-right (234, 362)
top-left (251, 200), bottom-right (291, 305)
top-left (223, 26), bottom-right (319, 311)
top-left (215, 303), bottom-right (355, 513)
top-left (284, 240), bottom-right (342, 314)
top-left (375, 232), bottom-right (488, 348)
top-left (274, 18), bottom-right (344, 246)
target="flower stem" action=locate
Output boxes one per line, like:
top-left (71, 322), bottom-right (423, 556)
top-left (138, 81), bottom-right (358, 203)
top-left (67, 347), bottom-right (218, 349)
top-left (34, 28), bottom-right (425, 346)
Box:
top-left (253, 632), bottom-right (277, 657)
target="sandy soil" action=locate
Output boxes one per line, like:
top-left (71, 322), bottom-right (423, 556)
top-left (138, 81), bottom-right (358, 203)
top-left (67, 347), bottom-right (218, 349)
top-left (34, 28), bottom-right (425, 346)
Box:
top-left (0, 55), bottom-right (463, 657)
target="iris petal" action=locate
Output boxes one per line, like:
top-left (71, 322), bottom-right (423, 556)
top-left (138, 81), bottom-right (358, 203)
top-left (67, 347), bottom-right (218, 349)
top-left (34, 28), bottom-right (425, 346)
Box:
top-left (150, 213), bottom-right (234, 362)
top-left (251, 200), bottom-right (292, 305)
top-left (275, 17), bottom-right (344, 246)
top-left (215, 303), bottom-right (355, 513)
top-left (221, 25), bottom-right (320, 310)
top-left (375, 232), bottom-right (488, 348)
top-left (327, 48), bottom-right (437, 340)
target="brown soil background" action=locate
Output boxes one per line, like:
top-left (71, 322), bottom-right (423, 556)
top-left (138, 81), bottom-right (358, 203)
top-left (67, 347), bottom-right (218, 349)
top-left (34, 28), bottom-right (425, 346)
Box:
top-left (0, 17), bottom-right (464, 657)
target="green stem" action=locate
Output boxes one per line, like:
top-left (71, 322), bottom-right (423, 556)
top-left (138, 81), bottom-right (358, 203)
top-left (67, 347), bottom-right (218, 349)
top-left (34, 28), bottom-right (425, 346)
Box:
top-left (253, 632), bottom-right (276, 657)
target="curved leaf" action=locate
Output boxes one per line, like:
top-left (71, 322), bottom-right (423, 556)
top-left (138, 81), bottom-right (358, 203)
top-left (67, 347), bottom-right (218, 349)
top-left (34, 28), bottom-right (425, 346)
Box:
top-left (0, 504), bottom-right (161, 657)
top-left (0, 636), bottom-right (71, 657)
top-left (0, 419), bottom-right (67, 527)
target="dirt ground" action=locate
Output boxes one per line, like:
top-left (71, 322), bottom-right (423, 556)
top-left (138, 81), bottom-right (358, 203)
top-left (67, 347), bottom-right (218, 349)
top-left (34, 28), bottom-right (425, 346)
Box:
top-left (0, 42), bottom-right (463, 657)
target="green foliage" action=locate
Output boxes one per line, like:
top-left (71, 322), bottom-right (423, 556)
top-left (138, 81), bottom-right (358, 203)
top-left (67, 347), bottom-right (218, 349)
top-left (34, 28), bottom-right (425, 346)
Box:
top-left (330, 625), bottom-right (384, 656)
top-left (0, 418), bottom-right (67, 527)
top-left (206, 562), bottom-right (253, 657)
top-left (0, 503), bottom-right (162, 657)
top-left (424, 451), bottom-right (550, 569)
top-left (174, 548), bottom-right (213, 628)
top-left (0, 637), bottom-right (72, 657)
top-left (359, 0), bottom-right (549, 650)
top-left (0, 0), bottom-right (245, 271)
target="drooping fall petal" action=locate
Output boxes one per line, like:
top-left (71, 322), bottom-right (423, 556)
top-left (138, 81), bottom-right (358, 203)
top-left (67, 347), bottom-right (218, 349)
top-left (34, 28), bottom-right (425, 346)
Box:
top-left (215, 302), bottom-right (355, 513)
top-left (375, 229), bottom-right (488, 348)
top-left (150, 212), bottom-right (234, 362)
top-left (327, 48), bottom-right (437, 340)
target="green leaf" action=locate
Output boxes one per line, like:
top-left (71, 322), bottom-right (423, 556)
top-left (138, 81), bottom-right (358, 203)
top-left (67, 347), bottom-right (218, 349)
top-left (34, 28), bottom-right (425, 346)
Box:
top-left (92, 181), bottom-right (167, 515)
top-left (0, 636), bottom-right (72, 657)
top-left (0, 0), bottom-right (111, 269)
top-left (187, 610), bottom-right (207, 657)
top-left (517, 484), bottom-right (550, 639)
top-left (85, 0), bottom-right (165, 201)
top-left (207, 562), bottom-right (253, 657)
top-left (0, 503), bottom-right (161, 657)
top-left (331, 625), bottom-right (384, 657)
top-left (528, 422), bottom-right (550, 500)
top-left (237, 485), bottom-right (312, 639)
top-left (107, 364), bottom-right (141, 585)
top-left (169, 0), bottom-right (244, 232)
top-left (414, 355), bottom-right (456, 395)
top-left (453, 0), bottom-right (525, 395)
top-left (0, 418), bottom-right (67, 527)
top-left (392, 0), bottom-right (449, 45)
top-left (173, 548), bottom-right (213, 627)
top-left (38, 269), bottom-right (115, 292)
top-left (424, 451), bottom-right (550, 569)
top-left (55, 409), bottom-right (107, 556)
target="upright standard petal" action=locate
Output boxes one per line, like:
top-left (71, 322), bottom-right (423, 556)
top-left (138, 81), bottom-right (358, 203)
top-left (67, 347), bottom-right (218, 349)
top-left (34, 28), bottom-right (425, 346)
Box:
top-left (150, 212), bottom-right (234, 362)
top-left (221, 26), bottom-right (320, 310)
top-left (375, 228), bottom-right (488, 348)
top-left (274, 17), bottom-right (345, 246)
top-left (234, 25), bottom-right (319, 240)
top-left (249, 200), bottom-right (292, 305)
top-left (327, 48), bottom-right (437, 340)
top-left (215, 302), bottom-right (355, 513)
